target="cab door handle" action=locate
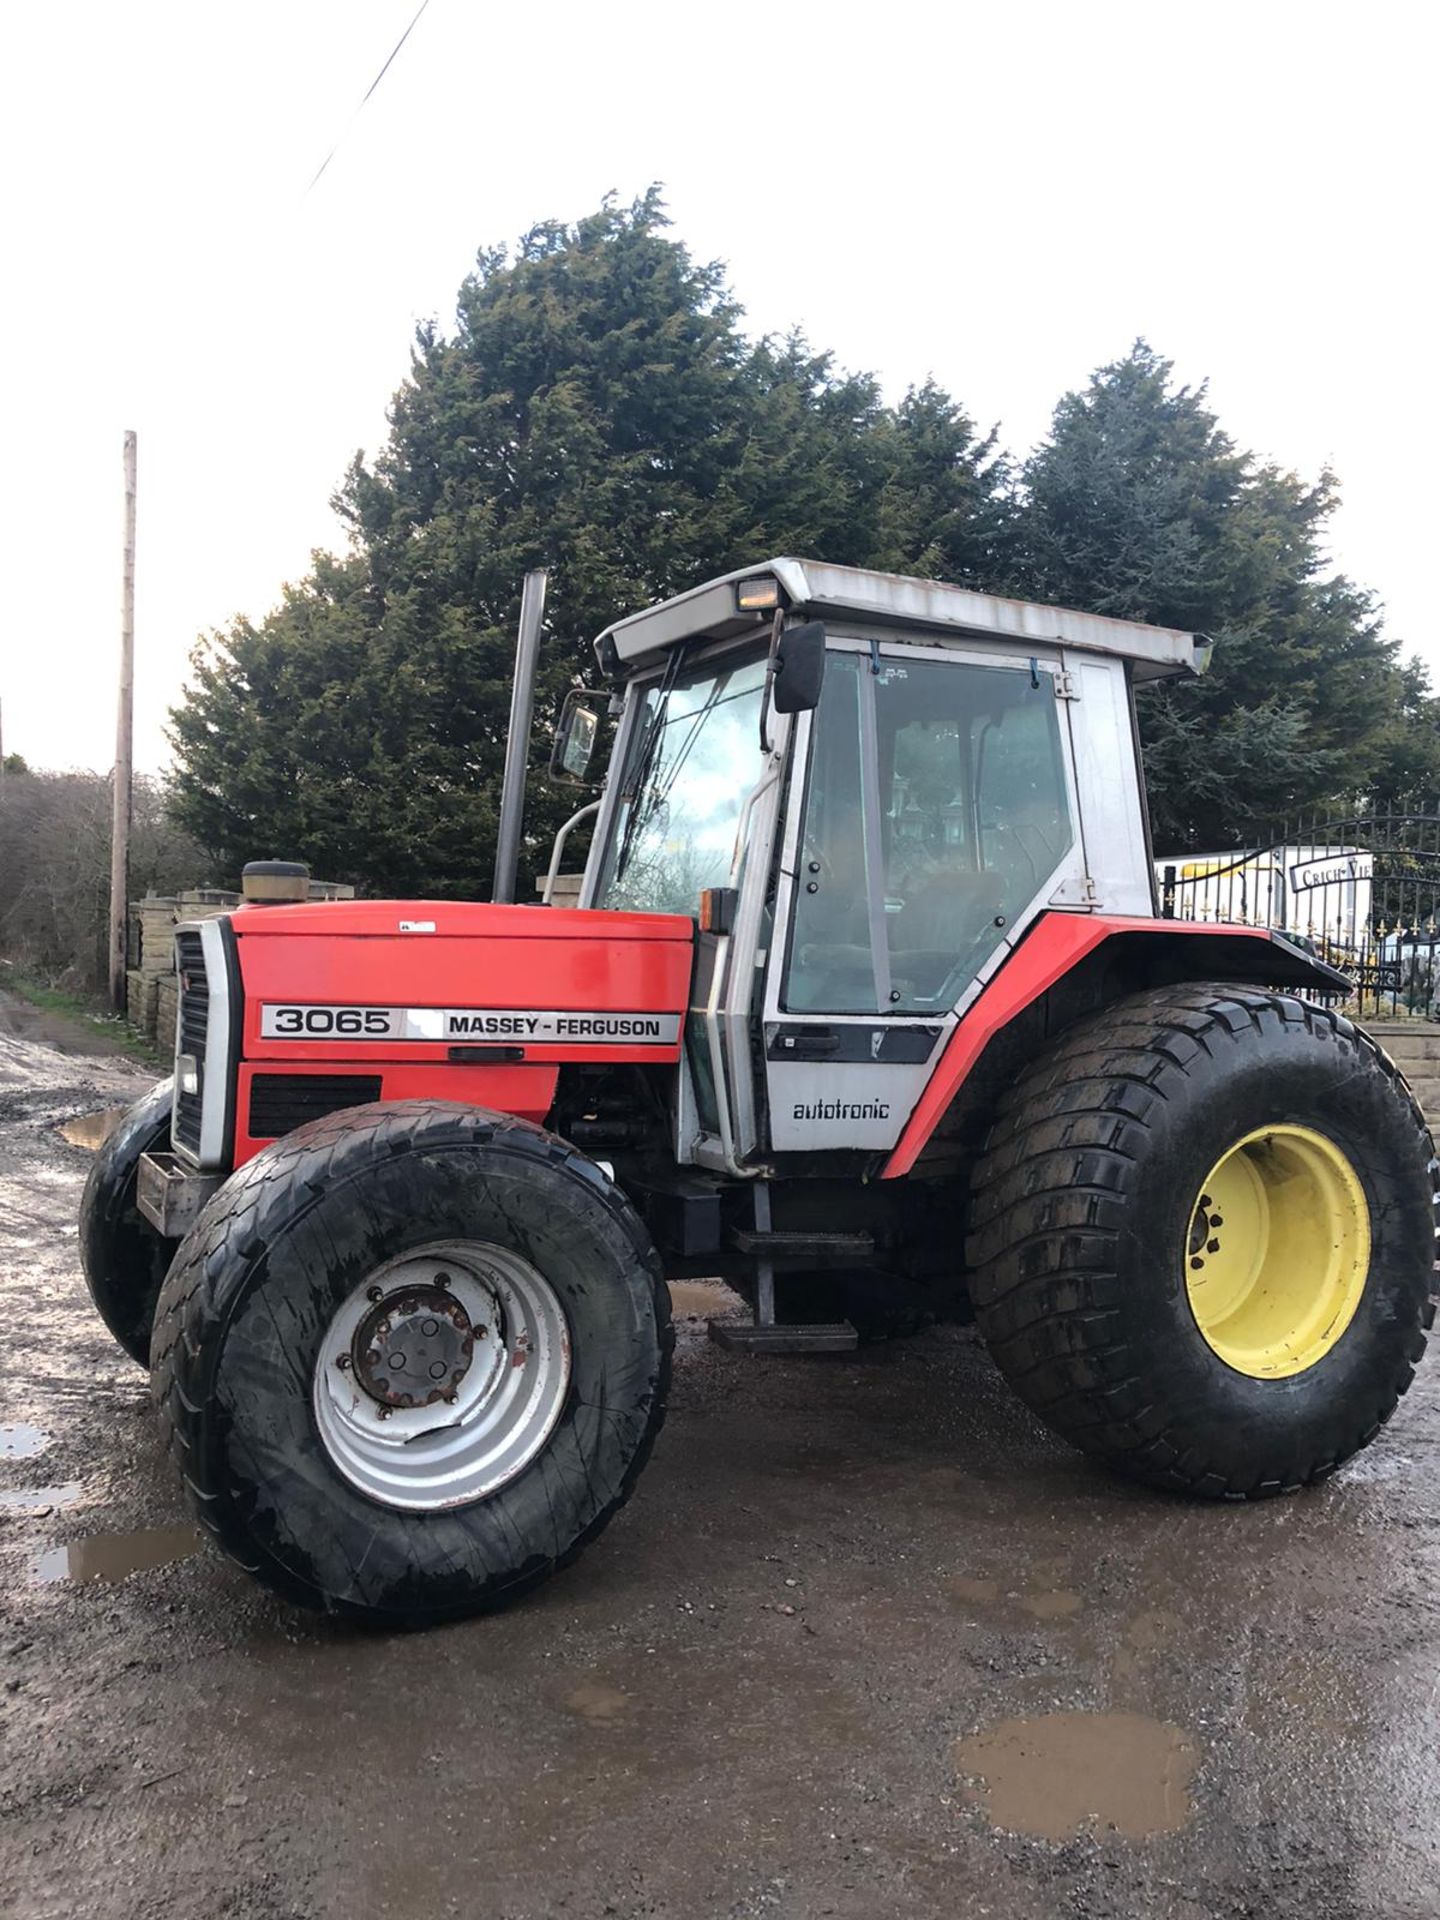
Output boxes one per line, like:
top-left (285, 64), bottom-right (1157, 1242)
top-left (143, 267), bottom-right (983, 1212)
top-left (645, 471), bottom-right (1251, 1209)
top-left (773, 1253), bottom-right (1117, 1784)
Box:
top-left (773, 1028), bottom-right (839, 1060)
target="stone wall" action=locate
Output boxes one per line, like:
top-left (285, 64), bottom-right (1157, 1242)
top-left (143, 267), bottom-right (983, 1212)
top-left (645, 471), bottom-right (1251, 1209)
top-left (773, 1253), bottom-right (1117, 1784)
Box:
top-left (126, 882), bottom-right (354, 1044)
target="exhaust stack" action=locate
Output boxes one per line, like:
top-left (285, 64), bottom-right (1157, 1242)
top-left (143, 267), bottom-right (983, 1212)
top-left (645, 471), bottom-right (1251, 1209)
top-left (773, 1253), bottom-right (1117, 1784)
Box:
top-left (492, 568), bottom-right (548, 904)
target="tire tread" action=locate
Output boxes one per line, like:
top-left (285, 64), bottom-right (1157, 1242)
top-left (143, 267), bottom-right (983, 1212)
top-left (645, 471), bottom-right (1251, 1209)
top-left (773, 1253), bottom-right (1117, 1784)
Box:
top-left (966, 984), bottom-right (1438, 1498)
top-left (151, 1100), bottom-right (673, 1621)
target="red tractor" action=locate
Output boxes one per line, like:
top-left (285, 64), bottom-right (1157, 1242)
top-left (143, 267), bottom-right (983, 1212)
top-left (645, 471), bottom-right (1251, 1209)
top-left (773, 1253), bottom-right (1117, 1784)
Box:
top-left (80, 560), bottom-right (1436, 1625)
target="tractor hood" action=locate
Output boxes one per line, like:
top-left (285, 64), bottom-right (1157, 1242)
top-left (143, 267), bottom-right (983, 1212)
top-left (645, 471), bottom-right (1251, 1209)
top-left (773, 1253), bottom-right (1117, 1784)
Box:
top-left (224, 900), bottom-right (696, 1065)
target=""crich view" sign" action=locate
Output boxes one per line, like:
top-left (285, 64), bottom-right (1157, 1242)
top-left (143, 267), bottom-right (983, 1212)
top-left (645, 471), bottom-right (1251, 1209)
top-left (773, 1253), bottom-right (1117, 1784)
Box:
top-left (1288, 852), bottom-right (1374, 894)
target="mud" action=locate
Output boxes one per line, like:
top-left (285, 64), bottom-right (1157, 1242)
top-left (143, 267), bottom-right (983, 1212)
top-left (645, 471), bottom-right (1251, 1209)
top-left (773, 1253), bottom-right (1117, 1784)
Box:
top-left (667, 1277), bottom-right (744, 1320)
top-left (4, 985), bottom-right (1440, 1918)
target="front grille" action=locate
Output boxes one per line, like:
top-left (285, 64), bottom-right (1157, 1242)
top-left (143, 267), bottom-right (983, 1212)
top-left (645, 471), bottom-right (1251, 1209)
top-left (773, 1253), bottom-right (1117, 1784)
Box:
top-left (173, 929), bottom-right (208, 1157)
top-left (249, 1074), bottom-right (383, 1140)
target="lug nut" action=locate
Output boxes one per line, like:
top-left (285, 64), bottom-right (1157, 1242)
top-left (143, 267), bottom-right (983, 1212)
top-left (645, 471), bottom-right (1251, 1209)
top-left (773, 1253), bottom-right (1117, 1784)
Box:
top-left (376, 1405), bottom-right (392, 1419)
top-left (367, 1287), bottom-right (383, 1303)
top-left (335, 1354), bottom-right (351, 1371)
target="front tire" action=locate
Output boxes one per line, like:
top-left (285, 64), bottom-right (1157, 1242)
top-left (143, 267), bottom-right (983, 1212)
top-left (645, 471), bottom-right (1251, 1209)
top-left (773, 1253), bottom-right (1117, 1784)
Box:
top-left (78, 1078), bottom-right (175, 1367)
top-left (151, 1101), bottom-right (672, 1624)
top-left (967, 986), bottom-right (1436, 1498)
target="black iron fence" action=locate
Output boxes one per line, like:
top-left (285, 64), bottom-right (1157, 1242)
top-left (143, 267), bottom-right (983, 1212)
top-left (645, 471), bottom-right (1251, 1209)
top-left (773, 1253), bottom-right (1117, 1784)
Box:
top-left (1157, 809), bottom-right (1440, 1020)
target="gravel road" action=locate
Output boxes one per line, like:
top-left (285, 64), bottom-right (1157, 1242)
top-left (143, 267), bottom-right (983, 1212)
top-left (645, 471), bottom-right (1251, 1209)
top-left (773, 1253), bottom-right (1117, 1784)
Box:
top-left (3, 988), bottom-right (1440, 1919)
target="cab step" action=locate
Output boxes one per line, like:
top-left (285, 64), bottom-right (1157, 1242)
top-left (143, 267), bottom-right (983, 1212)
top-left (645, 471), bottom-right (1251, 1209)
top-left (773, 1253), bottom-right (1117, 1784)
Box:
top-left (712, 1190), bottom-right (865, 1354)
top-left (707, 1320), bottom-right (858, 1355)
top-left (727, 1228), bottom-right (876, 1266)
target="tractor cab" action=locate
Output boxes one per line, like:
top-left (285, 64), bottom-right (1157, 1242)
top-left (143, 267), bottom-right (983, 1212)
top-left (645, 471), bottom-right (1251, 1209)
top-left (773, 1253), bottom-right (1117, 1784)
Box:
top-left (560, 559), bottom-right (1205, 1176)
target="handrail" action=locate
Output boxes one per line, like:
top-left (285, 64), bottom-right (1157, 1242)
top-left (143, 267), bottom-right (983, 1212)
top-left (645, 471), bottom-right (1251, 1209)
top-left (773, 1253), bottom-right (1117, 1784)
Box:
top-left (541, 800), bottom-right (602, 905)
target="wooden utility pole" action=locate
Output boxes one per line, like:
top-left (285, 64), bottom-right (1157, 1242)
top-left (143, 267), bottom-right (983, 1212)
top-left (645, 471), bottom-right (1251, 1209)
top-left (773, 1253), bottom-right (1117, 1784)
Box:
top-left (108, 431), bottom-right (137, 1013)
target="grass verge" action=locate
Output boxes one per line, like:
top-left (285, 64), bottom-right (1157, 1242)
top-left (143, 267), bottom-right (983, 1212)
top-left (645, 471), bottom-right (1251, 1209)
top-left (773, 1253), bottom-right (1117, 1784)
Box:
top-left (2, 970), bottom-right (169, 1068)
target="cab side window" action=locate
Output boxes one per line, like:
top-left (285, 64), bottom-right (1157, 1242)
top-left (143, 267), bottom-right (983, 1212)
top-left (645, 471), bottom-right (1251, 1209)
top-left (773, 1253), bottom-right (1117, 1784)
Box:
top-left (783, 651), bottom-right (1075, 1013)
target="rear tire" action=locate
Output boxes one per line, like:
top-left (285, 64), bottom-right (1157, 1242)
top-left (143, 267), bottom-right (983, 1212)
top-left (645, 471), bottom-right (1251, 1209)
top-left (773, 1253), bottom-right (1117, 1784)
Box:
top-left (967, 986), bottom-right (1436, 1498)
top-left (78, 1078), bottom-right (175, 1367)
top-left (151, 1101), bottom-right (672, 1625)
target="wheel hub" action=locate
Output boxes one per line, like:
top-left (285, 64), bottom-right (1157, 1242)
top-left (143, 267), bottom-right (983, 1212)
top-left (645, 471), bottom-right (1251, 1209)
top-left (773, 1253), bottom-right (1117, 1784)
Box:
top-left (352, 1288), bottom-right (474, 1409)
top-left (1187, 1192), bottom-right (1224, 1263)
top-left (1184, 1125), bottom-right (1371, 1379)
top-left (312, 1240), bottom-right (572, 1512)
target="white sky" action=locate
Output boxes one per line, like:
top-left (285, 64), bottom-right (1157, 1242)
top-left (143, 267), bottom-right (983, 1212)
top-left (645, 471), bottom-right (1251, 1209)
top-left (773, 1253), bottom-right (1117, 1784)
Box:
top-left (1, 0), bottom-right (1434, 775)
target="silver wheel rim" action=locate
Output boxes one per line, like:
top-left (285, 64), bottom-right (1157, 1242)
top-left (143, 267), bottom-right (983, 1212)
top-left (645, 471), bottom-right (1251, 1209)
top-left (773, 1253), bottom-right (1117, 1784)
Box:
top-left (312, 1239), bottom-right (572, 1512)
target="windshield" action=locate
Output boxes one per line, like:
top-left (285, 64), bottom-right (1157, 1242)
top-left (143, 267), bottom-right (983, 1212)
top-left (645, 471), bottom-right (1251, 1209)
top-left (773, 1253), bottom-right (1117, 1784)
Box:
top-left (593, 651), bottom-right (769, 914)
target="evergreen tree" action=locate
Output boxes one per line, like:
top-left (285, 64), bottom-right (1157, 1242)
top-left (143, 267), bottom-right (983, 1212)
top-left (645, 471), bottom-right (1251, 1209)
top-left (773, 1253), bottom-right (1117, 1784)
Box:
top-left (1016, 342), bottom-right (1438, 849)
top-left (170, 191), bottom-right (1007, 894)
top-left (171, 227), bottom-right (1436, 887)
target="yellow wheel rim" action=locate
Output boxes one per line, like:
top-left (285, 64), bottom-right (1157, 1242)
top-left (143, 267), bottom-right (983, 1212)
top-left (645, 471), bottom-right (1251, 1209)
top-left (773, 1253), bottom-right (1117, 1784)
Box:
top-left (1184, 1125), bottom-right (1371, 1379)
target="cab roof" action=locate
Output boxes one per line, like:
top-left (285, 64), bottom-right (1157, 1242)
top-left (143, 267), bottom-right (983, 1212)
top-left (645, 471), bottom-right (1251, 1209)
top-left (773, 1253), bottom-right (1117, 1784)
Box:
top-left (594, 558), bottom-right (1206, 683)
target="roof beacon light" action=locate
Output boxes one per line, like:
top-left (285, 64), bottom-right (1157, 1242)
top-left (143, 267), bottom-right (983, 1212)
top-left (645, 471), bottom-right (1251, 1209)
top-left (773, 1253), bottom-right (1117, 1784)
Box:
top-left (735, 575), bottom-right (780, 612)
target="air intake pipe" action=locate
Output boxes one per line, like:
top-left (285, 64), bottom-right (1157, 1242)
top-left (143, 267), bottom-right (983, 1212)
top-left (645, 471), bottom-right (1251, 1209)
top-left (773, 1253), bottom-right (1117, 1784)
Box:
top-left (493, 569), bottom-right (549, 905)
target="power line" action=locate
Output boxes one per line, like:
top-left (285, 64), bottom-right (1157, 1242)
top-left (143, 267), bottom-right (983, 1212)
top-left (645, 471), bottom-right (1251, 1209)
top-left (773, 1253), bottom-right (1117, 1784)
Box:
top-left (305, 0), bottom-right (433, 197)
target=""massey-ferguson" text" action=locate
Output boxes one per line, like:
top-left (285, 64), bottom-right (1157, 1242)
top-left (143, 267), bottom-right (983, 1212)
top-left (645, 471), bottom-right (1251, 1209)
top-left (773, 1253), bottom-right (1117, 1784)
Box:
top-left (259, 1005), bottom-right (681, 1045)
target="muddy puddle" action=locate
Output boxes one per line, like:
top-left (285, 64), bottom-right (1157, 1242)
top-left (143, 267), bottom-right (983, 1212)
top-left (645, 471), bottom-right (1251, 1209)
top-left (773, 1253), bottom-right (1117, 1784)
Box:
top-left (948, 1571), bottom-right (1085, 1622)
top-left (0, 1482), bottom-right (81, 1514)
top-left (31, 1524), bottom-right (200, 1587)
top-left (0, 1421), bottom-right (49, 1459)
top-left (564, 1681), bottom-right (631, 1724)
top-left (58, 1107), bottom-right (128, 1150)
top-left (955, 1710), bottom-right (1197, 1841)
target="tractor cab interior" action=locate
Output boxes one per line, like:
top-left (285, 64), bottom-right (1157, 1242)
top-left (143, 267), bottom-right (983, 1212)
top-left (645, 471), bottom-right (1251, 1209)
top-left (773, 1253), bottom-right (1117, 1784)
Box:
top-left (784, 646), bottom-right (1075, 1013)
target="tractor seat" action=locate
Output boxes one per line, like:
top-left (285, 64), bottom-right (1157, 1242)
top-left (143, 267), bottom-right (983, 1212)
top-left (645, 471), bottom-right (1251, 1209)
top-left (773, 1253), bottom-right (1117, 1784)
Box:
top-left (893, 870), bottom-right (1007, 955)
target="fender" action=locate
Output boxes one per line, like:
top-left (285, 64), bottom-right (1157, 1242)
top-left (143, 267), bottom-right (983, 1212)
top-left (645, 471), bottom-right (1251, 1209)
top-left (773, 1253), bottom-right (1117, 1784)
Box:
top-left (882, 913), bottom-right (1351, 1180)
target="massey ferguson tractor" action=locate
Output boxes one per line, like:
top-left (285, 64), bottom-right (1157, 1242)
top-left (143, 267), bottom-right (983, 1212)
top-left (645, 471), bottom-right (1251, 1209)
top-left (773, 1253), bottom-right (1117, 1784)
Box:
top-left (80, 559), bottom-right (1436, 1626)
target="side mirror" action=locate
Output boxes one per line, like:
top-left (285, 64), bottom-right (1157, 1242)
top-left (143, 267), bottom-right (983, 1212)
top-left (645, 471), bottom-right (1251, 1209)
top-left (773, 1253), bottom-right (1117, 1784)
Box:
top-left (771, 620), bottom-right (826, 714)
top-left (550, 689), bottom-right (604, 783)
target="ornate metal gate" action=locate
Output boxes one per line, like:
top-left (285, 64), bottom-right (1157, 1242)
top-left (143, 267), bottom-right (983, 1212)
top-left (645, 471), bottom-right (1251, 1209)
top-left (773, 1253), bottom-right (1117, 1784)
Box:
top-left (1157, 809), bottom-right (1440, 1019)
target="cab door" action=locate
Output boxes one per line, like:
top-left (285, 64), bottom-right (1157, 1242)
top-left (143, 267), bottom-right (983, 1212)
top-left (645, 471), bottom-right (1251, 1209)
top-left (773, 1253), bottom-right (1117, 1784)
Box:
top-left (760, 636), bottom-right (1086, 1155)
